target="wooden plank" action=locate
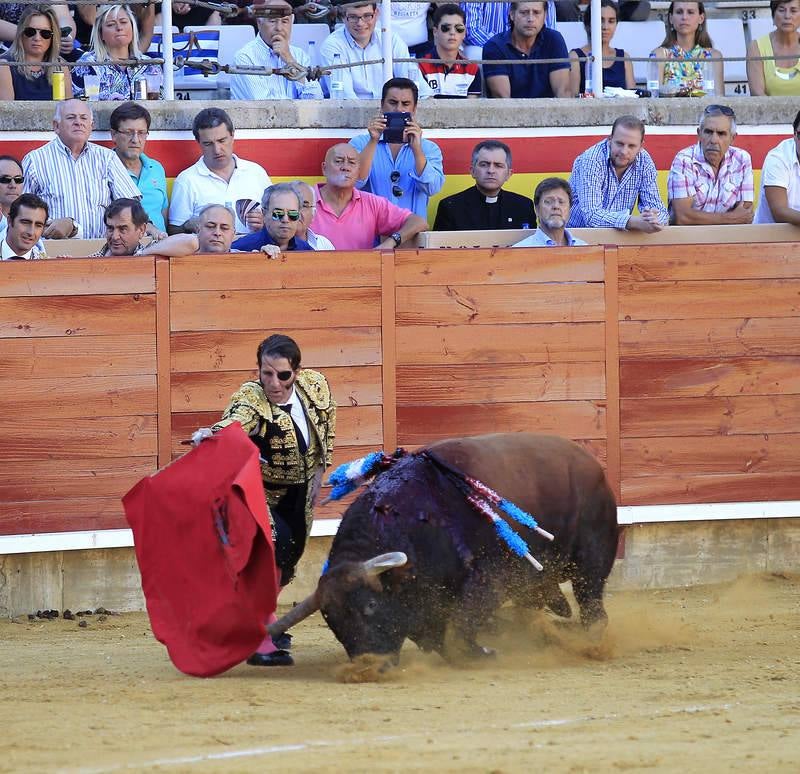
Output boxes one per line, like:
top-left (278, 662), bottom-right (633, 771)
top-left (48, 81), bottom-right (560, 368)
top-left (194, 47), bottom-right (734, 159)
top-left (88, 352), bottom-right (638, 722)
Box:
top-left (170, 327), bottom-right (382, 373)
top-left (620, 357), bottom-right (800, 399)
top-left (618, 242), bottom-right (800, 282)
top-left (396, 284), bottom-right (605, 325)
top-left (171, 366), bottom-right (383, 413)
top-left (0, 334), bottom-right (155, 378)
top-left (604, 245), bottom-right (621, 503)
top-left (0, 294), bottom-right (156, 338)
top-left (0, 256), bottom-right (155, 297)
top-left (170, 288), bottom-right (381, 332)
top-left (0, 416), bottom-right (157, 460)
top-left (0, 375), bottom-right (156, 419)
top-left (381, 250), bottom-right (397, 453)
top-left (622, 434), bottom-right (800, 478)
top-left (621, 395), bottom-right (800, 437)
top-left (395, 246), bottom-right (605, 285)
top-left (621, 472), bottom-right (800, 506)
top-left (170, 405), bottom-right (383, 454)
top-left (396, 362), bottom-right (605, 404)
top-left (169, 251), bottom-right (381, 291)
top-left (0, 498), bottom-right (126, 536)
top-left (396, 322), bottom-right (605, 364)
top-left (397, 401), bottom-right (606, 445)
top-left (0, 457), bottom-right (156, 501)
top-left (155, 257), bottom-right (172, 468)
top-left (619, 317), bottom-right (800, 359)
top-left (619, 279), bottom-right (800, 321)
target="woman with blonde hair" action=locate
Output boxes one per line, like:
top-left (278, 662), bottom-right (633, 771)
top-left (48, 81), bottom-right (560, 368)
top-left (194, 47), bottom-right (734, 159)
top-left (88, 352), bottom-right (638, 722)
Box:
top-left (649, 0), bottom-right (723, 96)
top-left (747, 0), bottom-right (800, 96)
top-left (72, 4), bottom-right (162, 101)
top-left (0, 5), bottom-right (73, 100)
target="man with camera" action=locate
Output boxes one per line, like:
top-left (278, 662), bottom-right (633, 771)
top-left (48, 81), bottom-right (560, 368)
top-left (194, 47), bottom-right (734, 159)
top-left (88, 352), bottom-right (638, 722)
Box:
top-left (348, 77), bottom-right (444, 219)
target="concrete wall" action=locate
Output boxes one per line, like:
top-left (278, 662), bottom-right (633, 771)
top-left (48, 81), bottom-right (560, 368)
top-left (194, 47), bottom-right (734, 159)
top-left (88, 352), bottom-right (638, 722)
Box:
top-left (3, 523), bottom-right (799, 617)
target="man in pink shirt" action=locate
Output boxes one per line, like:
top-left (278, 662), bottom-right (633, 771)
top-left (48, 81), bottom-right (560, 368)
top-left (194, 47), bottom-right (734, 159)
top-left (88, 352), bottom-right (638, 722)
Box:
top-left (311, 143), bottom-right (428, 250)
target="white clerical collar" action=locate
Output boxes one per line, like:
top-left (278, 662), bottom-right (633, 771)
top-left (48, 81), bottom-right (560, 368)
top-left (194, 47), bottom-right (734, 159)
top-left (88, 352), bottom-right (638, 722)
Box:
top-left (484, 195), bottom-right (499, 204)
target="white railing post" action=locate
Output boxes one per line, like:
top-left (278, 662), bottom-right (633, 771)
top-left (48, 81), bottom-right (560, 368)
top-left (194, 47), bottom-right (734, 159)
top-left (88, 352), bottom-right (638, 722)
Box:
top-left (161, 0), bottom-right (175, 99)
top-left (380, 0), bottom-right (393, 84)
top-left (590, 0), bottom-right (603, 97)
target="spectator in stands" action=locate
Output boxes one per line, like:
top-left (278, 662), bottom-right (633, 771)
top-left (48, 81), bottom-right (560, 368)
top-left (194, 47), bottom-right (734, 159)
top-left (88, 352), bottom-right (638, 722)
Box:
top-left (0, 6), bottom-right (73, 101)
top-left (513, 177), bottom-right (587, 247)
top-left (392, 1), bottom-right (432, 56)
top-left (169, 107), bottom-right (272, 235)
top-left (568, 0), bottom-right (635, 96)
top-left (110, 102), bottom-right (168, 233)
top-left (433, 140), bottom-right (535, 231)
top-left (231, 183), bottom-right (312, 256)
top-left (320, 1), bottom-right (425, 99)
top-left (349, 77), bottom-right (444, 219)
top-left (196, 204), bottom-right (236, 254)
top-left (70, 2), bottom-right (155, 51)
top-left (311, 142), bottom-right (428, 249)
top-left (747, 0), bottom-right (800, 96)
top-left (754, 109), bottom-right (800, 224)
top-left (649, 1), bottom-right (723, 97)
top-left (23, 99), bottom-right (141, 239)
top-left (418, 4), bottom-right (482, 98)
top-left (155, 1), bottom-right (222, 32)
top-left (668, 104), bottom-right (754, 225)
top-left (0, 193), bottom-right (48, 260)
top-left (0, 155), bottom-right (24, 234)
top-left (72, 4), bottom-right (162, 101)
top-left (2, 2), bottom-right (77, 49)
top-left (568, 115), bottom-right (668, 231)
top-left (230, 0), bottom-right (323, 100)
top-left (290, 181), bottom-right (335, 250)
top-left (483, 1), bottom-right (571, 98)
top-left (92, 198), bottom-right (199, 257)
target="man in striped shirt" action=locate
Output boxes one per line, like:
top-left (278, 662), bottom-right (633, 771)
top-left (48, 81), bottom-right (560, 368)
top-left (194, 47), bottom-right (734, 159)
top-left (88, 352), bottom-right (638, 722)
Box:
top-left (22, 99), bottom-right (141, 240)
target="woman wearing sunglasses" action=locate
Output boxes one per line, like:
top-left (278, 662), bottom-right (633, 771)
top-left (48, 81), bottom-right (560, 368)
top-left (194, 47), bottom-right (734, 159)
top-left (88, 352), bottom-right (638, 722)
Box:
top-left (0, 6), bottom-right (73, 101)
top-left (418, 4), bottom-right (482, 98)
top-left (72, 4), bottom-right (162, 101)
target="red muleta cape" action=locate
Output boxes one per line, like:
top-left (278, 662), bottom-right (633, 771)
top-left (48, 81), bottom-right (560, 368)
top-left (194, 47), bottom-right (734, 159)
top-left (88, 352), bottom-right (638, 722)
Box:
top-left (123, 422), bottom-right (279, 677)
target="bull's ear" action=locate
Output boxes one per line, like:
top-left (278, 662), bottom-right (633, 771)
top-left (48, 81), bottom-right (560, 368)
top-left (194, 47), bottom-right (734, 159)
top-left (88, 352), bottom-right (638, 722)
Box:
top-left (363, 551), bottom-right (408, 576)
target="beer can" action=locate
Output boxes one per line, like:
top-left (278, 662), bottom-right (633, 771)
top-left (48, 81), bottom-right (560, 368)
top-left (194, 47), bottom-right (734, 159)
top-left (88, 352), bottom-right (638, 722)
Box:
top-left (51, 71), bottom-right (65, 101)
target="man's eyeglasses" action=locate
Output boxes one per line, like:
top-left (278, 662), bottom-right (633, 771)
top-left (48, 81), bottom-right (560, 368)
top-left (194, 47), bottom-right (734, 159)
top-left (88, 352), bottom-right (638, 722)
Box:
top-left (23, 26), bottom-right (54, 40)
top-left (271, 208), bottom-right (301, 221)
top-left (0, 175), bottom-right (24, 185)
top-left (438, 23), bottom-right (466, 33)
top-left (345, 12), bottom-right (375, 23)
top-left (703, 104), bottom-right (735, 118)
top-left (114, 129), bottom-right (149, 139)
top-left (390, 170), bottom-right (403, 198)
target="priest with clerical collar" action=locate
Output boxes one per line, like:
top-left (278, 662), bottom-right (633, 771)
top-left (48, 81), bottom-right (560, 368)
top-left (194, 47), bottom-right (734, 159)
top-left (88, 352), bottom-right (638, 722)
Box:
top-left (0, 193), bottom-right (48, 260)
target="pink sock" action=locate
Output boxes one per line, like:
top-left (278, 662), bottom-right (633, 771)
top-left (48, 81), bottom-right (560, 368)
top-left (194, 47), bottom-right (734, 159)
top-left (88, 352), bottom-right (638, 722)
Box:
top-left (254, 612), bottom-right (279, 655)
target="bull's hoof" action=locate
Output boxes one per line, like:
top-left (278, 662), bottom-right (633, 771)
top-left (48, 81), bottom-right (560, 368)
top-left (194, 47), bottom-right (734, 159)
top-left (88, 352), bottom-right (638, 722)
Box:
top-left (246, 649), bottom-right (294, 667)
top-left (272, 632), bottom-right (292, 651)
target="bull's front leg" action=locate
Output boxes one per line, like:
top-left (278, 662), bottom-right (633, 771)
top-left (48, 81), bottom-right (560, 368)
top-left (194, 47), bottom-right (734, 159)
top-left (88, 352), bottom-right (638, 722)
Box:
top-left (445, 569), bottom-right (503, 660)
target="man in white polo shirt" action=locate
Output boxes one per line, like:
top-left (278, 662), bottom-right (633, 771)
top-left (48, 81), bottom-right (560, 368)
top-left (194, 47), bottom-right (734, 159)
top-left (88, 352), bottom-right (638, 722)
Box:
top-left (754, 109), bottom-right (800, 224)
top-left (168, 107), bottom-right (272, 235)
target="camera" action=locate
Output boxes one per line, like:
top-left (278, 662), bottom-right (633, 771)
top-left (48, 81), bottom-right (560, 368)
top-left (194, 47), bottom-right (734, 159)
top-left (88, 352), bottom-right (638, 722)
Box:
top-left (383, 111), bottom-right (411, 144)
top-left (60, 26), bottom-right (72, 37)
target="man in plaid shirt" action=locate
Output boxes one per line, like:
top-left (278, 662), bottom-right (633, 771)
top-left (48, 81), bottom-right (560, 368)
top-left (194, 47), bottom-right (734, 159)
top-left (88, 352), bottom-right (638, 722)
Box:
top-left (667, 105), bottom-right (754, 225)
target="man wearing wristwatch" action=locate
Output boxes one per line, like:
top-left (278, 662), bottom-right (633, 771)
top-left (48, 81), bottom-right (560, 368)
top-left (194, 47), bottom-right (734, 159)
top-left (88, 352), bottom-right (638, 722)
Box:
top-left (311, 142), bottom-right (428, 250)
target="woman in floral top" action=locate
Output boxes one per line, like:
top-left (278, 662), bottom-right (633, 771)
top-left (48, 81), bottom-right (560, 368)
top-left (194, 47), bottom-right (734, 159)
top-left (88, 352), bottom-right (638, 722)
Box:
top-left (72, 4), bottom-right (161, 101)
top-left (649, 1), bottom-right (723, 96)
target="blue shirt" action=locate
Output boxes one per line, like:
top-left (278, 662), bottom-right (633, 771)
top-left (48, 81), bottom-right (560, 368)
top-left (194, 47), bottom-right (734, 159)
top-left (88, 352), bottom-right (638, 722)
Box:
top-left (349, 134), bottom-right (444, 220)
top-left (512, 227), bottom-right (587, 247)
top-left (482, 27), bottom-right (569, 98)
top-left (567, 139), bottom-right (669, 229)
top-left (127, 152), bottom-right (168, 232)
top-left (231, 228), bottom-right (313, 252)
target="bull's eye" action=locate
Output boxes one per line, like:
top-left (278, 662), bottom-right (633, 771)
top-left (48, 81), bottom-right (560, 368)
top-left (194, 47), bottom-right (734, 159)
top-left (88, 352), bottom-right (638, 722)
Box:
top-left (363, 598), bottom-right (379, 617)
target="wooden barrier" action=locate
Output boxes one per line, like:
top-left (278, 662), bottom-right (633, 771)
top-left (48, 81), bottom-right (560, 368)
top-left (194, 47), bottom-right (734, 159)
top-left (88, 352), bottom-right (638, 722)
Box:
top-left (2, 243), bottom-right (799, 540)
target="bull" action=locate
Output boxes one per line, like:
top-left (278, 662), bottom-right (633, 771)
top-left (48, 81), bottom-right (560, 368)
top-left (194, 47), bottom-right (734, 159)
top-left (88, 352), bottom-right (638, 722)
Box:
top-left (268, 433), bottom-right (619, 663)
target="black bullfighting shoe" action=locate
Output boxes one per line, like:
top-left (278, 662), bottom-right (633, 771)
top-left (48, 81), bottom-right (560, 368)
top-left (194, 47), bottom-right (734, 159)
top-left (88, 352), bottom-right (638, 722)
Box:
top-left (246, 649), bottom-right (294, 667)
top-left (272, 632), bottom-right (292, 651)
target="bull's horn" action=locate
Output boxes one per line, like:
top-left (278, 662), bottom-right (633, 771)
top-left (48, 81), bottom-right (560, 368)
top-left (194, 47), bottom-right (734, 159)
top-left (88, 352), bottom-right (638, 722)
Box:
top-left (363, 551), bottom-right (408, 576)
top-left (266, 590), bottom-right (319, 638)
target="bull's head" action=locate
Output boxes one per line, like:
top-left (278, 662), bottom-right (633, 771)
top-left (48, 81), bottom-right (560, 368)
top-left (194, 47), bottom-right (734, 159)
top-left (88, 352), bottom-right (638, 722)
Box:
top-left (269, 552), bottom-right (410, 661)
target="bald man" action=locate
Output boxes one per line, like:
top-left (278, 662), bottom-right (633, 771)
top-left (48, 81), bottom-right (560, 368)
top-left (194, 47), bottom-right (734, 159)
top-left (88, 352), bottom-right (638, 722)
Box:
top-left (310, 143), bottom-right (428, 250)
top-left (196, 204), bottom-right (236, 253)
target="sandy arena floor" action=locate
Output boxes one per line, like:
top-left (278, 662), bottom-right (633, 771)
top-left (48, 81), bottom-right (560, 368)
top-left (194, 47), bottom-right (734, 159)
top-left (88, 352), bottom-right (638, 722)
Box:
top-left (1, 572), bottom-right (798, 774)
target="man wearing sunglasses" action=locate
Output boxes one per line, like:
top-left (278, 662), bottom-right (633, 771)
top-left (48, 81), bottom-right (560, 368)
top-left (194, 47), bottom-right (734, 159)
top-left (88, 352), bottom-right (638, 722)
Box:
top-left (0, 155), bottom-right (25, 236)
top-left (668, 105), bottom-right (754, 225)
top-left (210, 333), bottom-right (336, 666)
top-left (349, 77), bottom-right (444, 220)
top-left (231, 183), bottom-right (312, 257)
top-left (418, 4), bottom-right (482, 98)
